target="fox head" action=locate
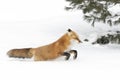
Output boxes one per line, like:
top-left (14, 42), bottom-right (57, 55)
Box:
top-left (67, 29), bottom-right (82, 43)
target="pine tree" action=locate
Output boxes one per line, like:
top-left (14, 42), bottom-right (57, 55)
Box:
top-left (65, 0), bottom-right (120, 27)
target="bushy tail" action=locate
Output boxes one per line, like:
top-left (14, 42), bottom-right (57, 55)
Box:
top-left (7, 48), bottom-right (33, 58)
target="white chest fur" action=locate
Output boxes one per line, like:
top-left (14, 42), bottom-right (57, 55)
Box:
top-left (65, 39), bottom-right (78, 52)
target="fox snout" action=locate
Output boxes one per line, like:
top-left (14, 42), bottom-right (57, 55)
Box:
top-left (76, 38), bottom-right (82, 43)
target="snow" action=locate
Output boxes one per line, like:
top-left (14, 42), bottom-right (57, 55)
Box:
top-left (0, 0), bottom-right (120, 80)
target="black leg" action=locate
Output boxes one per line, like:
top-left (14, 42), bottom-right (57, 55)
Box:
top-left (62, 52), bottom-right (70, 60)
top-left (69, 50), bottom-right (77, 59)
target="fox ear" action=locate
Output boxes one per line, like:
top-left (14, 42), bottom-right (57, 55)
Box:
top-left (68, 29), bottom-right (72, 32)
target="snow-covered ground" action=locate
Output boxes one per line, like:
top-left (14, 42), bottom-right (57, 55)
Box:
top-left (0, 0), bottom-right (120, 80)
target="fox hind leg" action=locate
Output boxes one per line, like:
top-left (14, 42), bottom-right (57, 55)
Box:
top-left (34, 56), bottom-right (44, 61)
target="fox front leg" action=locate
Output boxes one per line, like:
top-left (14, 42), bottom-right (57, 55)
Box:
top-left (62, 52), bottom-right (70, 60)
top-left (69, 50), bottom-right (77, 59)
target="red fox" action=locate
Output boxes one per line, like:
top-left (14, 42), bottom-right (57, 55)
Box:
top-left (7, 29), bottom-right (82, 61)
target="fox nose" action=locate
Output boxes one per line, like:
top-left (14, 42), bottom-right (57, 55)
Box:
top-left (77, 38), bottom-right (82, 43)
